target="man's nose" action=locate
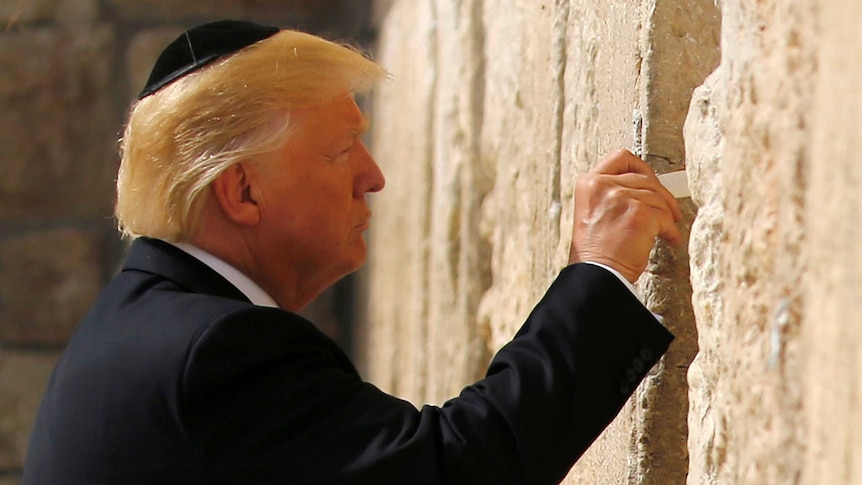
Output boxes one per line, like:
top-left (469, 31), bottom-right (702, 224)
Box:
top-left (354, 140), bottom-right (386, 196)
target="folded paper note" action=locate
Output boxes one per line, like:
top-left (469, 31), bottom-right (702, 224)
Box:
top-left (657, 170), bottom-right (690, 198)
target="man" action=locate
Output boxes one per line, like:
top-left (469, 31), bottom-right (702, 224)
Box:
top-left (23, 20), bottom-right (682, 485)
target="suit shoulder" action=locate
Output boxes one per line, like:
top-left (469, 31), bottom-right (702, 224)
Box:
top-left (181, 306), bottom-right (357, 403)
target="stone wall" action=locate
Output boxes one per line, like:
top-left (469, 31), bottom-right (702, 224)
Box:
top-left (686, 0), bottom-right (862, 484)
top-left (0, 2), bottom-right (370, 482)
top-left (367, 0), bottom-right (862, 484)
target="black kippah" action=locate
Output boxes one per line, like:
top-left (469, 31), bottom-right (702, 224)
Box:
top-left (138, 19), bottom-right (280, 99)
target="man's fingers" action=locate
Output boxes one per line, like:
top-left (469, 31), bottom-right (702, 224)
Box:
top-left (592, 172), bottom-right (684, 223)
top-left (592, 149), bottom-right (654, 176)
top-left (591, 150), bottom-right (684, 222)
top-left (622, 188), bottom-right (684, 246)
top-left (653, 205), bottom-right (683, 246)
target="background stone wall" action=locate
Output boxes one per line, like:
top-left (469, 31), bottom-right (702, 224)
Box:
top-left (367, 0), bottom-right (862, 484)
top-left (0, 2), bottom-right (369, 483)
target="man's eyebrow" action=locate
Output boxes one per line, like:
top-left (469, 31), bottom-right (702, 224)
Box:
top-left (347, 114), bottom-right (371, 136)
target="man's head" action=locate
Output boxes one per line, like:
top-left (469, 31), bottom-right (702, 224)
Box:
top-left (116, 21), bottom-right (387, 242)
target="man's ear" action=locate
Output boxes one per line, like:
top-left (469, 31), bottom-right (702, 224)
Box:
top-left (210, 163), bottom-right (261, 227)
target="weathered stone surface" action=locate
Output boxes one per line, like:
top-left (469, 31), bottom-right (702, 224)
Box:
top-left (0, 0), bottom-right (57, 26)
top-left (105, 0), bottom-right (363, 28)
top-left (688, 0), bottom-right (816, 483)
top-left (0, 26), bottom-right (117, 220)
top-left (0, 350), bottom-right (60, 469)
top-left (685, 69), bottom-right (725, 485)
top-left (627, 1), bottom-right (719, 483)
top-left (561, 0), bottom-right (718, 482)
top-left (105, 0), bottom-right (243, 20)
top-left (0, 0), bottom-right (97, 26)
top-left (478, 0), bottom-right (562, 353)
top-left (365, 0), bottom-right (438, 402)
top-left (422, 0), bottom-right (492, 402)
top-left (370, 0), bottom-right (718, 483)
top-left (367, 0), bottom-right (493, 405)
top-left (800, 1), bottom-right (862, 483)
top-left (0, 230), bottom-right (103, 345)
top-left (557, 1), bottom-right (650, 481)
top-left (54, 0), bottom-right (99, 25)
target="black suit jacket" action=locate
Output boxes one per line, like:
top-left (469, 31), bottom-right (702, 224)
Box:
top-left (23, 237), bottom-right (673, 485)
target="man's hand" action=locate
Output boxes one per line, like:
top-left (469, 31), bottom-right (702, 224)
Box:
top-left (569, 149), bottom-right (683, 283)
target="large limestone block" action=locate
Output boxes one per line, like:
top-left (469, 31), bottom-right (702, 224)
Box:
top-left (477, 0), bottom-right (564, 354)
top-left (367, 0), bottom-right (495, 405)
top-left (685, 69), bottom-right (725, 485)
top-left (629, 3), bottom-right (717, 483)
top-left (422, 0), bottom-right (493, 402)
top-left (0, 350), bottom-right (60, 469)
top-left (0, 0), bottom-right (97, 26)
top-left (0, 0), bottom-right (57, 25)
top-left (638, 0), bottom-right (721, 170)
top-left (0, 230), bottom-right (103, 345)
top-left (687, 0), bottom-right (818, 482)
top-left (562, 0), bottom-right (718, 483)
top-left (800, 0), bottom-right (862, 483)
top-left (0, 26), bottom-right (117, 220)
top-left (105, 0), bottom-right (242, 20)
top-left (557, 1), bottom-right (646, 481)
top-left (366, 0), bottom-right (439, 401)
top-left (371, 1), bottom-right (718, 483)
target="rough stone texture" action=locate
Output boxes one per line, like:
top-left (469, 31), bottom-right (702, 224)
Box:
top-left (555, 5), bottom-right (649, 479)
top-left (0, 0), bottom-right (57, 26)
top-left (105, 0), bottom-right (373, 43)
top-left (683, 0), bottom-right (819, 483)
top-left (800, 1), bottom-right (862, 483)
top-left (365, 0), bottom-right (493, 404)
top-left (0, 0), bottom-right (97, 26)
top-left (105, 0), bottom-right (244, 20)
top-left (0, 230), bottom-right (103, 345)
top-left (0, 351), bottom-right (60, 469)
top-left (684, 70), bottom-right (725, 485)
top-left (626, 2), bottom-right (719, 484)
top-left (369, 0), bottom-right (718, 483)
top-left (0, 25), bottom-right (117, 221)
top-left (477, 0), bottom-right (564, 360)
top-left (685, 0), bottom-right (862, 484)
top-left (363, 0), bottom-right (437, 401)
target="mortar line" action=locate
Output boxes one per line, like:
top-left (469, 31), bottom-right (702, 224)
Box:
top-left (549, 0), bottom-right (570, 272)
top-left (416, 0), bottom-right (440, 404)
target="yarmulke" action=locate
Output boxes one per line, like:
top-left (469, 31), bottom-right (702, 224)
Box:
top-left (138, 20), bottom-right (280, 99)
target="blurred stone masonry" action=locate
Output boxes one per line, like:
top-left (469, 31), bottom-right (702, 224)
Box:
top-left (367, 1), bottom-right (718, 484)
top-left (368, 0), bottom-right (862, 484)
top-left (0, 1), bottom-right (371, 483)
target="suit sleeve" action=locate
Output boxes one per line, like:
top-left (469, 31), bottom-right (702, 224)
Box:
top-left (181, 263), bottom-right (673, 485)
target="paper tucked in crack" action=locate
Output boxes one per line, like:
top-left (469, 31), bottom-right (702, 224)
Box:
top-left (657, 170), bottom-right (691, 198)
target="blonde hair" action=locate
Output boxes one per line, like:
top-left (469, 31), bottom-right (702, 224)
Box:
top-left (116, 30), bottom-right (387, 241)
